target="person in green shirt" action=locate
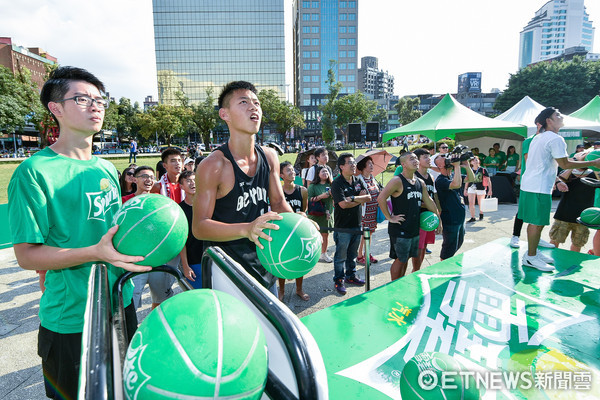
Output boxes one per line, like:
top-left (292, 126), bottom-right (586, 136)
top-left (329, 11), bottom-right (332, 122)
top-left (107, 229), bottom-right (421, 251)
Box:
top-left (483, 148), bottom-right (500, 176)
top-left (8, 67), bottom-right (151, 400)
top-left (493, 143), bottom-right (507, 170)
top-left (505, 145), bottom-right (520, 173)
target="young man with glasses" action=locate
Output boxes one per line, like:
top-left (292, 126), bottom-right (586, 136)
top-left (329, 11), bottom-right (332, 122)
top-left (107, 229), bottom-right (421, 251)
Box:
top-left (8, 66), bottom-right (150, 400)
top-left (330, 153), bottom-right (371, 294)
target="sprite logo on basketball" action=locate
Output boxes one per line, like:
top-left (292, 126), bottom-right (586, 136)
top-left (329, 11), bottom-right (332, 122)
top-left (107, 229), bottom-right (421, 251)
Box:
top-left (256, 212), bottom-right (321, 279)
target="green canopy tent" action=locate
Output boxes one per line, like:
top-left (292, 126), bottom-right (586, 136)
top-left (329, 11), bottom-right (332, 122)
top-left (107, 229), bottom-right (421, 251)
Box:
top-left (570, 95), bottom-right (600, 123)
top-left (382, 94), bottom-right (527, 143)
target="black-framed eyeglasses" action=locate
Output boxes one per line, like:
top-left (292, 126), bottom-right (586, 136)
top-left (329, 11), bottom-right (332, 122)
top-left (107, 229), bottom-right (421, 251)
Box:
top-left (126, 171), bottom-right (134, 176)
top-left (57, 95), bottom-right (109, 110)
top-left (440, 146), bottom-right (448, 149)
top-left (346, 160), bottom-right (357, 165)
top-left (136, 174), bottom-right (155, 181)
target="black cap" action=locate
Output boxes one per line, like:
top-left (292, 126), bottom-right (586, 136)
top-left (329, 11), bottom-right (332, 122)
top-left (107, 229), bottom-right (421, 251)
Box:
top-left (594, 141), bottom-right (600, 146)
top-left (576, 144), bottom-right (585, 149)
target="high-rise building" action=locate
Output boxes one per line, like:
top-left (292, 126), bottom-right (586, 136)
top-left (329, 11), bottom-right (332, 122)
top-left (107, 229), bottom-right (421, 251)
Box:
top-left (0, 37), bottom-right (57, 89)
top-left (152, 0), bottom-right (286, 105)
top-left (293, 0), bottom-right (359, 139)
top-left (519, 0), bottom-right (595, 69)
top-left (357, 56), bottom-right (394, 100)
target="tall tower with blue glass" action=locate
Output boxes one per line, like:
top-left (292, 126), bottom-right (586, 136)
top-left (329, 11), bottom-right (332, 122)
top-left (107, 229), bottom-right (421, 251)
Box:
top-left (294, 0), bottom-right (359, 140)
top-left (152, 0), bottom-right (286, 105)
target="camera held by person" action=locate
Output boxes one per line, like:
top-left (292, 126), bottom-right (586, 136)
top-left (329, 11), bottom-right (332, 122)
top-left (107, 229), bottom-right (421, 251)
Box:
top-left (444, 144), bottom-right (473, 168)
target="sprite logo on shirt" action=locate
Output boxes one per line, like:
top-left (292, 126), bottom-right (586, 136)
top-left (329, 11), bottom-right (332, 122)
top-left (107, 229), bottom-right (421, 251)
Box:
top-left (87, 178), bottom-right (120, 221)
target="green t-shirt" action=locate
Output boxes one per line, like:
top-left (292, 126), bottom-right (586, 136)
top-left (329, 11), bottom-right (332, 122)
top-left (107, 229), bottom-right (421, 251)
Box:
top-left (521, 136), bottom-right (534, 176)
top-left (483, 156), bottom-right (499, 167)
top-left (496, 150), bottom-right (507, 165)
top-left (506, 153), bottom-right (520, 167)
top-left (8, 148), bottom-right (133, 334)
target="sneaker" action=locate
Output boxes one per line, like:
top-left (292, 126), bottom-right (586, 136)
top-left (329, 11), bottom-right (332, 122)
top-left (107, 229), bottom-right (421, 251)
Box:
top-left (467, 217), bottom-right (476, 223)
top-left (510, 236), bottom-right (520, 248)
top-left (334, 279), bottom-right (347, 295)
top-left (522, 254), bottom-right (555, 272)
top-left (345, 276), bottom-right (366, 286)
top-left (319, 253), bottom-right (333, 263)
top-left (537, 252), bottom-right (554, 264)
top-left (425, 248), bottom-right (432, 254)
top-left (357, 256), bottom-right (366, 265)
top-left (369, 254), bottom-right (378, 264)
top-left (538, 239), bottom-right (556, 249)
top-left (479, 213), bottom-right (484, 221)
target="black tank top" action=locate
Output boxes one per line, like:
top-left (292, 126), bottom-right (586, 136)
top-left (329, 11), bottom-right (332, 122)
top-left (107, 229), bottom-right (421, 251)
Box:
top-left (284, 186), bottom-right (303, 213)
top-left (208, 143), bottom-right (275, 288)
top-left (389, 173), bottom-right (423, 238)
top-left (415, 170), bottom-right (434, 211)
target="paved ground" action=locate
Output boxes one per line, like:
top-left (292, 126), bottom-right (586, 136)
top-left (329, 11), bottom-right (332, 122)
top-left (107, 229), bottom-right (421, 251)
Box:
top-left (0, 200), bottom-right (595, 399)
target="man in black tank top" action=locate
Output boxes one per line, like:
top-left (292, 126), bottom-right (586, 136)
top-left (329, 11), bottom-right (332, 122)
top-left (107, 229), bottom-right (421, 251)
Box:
top-left (192, 81), bottom-right (293, 289)
top-left (411, 148), bottom-right (443, 272)
top-left (278, 161), bottom-right (311, 301)
top-left (378, 152), bottom-right (439, 280)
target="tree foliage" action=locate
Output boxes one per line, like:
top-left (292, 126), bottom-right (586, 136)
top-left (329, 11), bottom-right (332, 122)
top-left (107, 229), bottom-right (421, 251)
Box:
top-left (137, 104), bottom-right (191, 146)
top-left (394, 97), bottom-right (422, 126)
top-left (495, 57), bottom-right (600, 113)
top-left (0, 65), bottom-right (42, 134)
top-left (191, 88), bottom-right (219, 149)
top-left (258, 89), bottom-right (306, 145)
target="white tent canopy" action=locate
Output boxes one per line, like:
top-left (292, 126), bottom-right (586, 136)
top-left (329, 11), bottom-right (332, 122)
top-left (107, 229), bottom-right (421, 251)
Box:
top-left (495, 96), bottom-right (600, 137)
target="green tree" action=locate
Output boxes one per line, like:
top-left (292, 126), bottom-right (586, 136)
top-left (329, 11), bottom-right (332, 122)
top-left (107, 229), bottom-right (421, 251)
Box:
top-left (394, 97), bottom-right (422, 126)
top-left (272, 101), bottom-right (306, 146)
top-left (138, 104), bottom-right (191, 146)
top-left (372, 108), bottom-right (389, 132)
top-left (258, 89), bottom-right (282, 144)
top-left (333, 92), bottom-right (377, 142)
top-left (191, 88), bottom-right (218, 149)
top-left (495, 57), bottom-right (598, 113)
top-left (320, 61), bottom-right (343, 144)
top-left (0, 65), bottom-right (41, 134)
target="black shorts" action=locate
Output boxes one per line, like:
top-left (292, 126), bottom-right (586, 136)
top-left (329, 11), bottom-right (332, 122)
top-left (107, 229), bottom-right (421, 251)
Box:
top-left (38, 302), bottom-right (138, 400)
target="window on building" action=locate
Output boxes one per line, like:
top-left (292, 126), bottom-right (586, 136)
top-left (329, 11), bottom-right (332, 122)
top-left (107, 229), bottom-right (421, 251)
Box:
top-left (311, 13), bottom-right (319, 20)
top-left (303, 39), bottom-right (310, 46)
top-left (312, 51), bottom-right (319, 57)
top-left (303, 99), bottom-right (311, 106)
top-left (348, 26), bottom-right (356, 33)
top-left (312, 1), bottom-right (319, 7)
top-left (340, 63), bottom-right (346, 69)
top-left (339, 1), bottom-right (346, 7)
top-left (347, 63), bottom-right (355, 69)
top-left (303, 88), bottom-right (311, 94)
top-left (312, 75), bottom-right (319, 82)
top-left (348, 87), bottom-right (355, 93)
top-left (312, 63), bottom-right (319, 70)
top-left (348, 13), bottom-right (356, 20)
top-left (348, 75), bottom-right (355, 81)
top-left (348, 38), bottom-right (355, 45)
top-left (340, 38), bottom-right (346, 45)
top-left (339, 26), bottom-right (347, 33)
top-left (312, 39), bottom-right (319, 45)
top-left (340, 75), bottom-right (347, 81)
top-left (311, 26), bottom-right (319, 33)
top-left (303, 76), bottom-right (311, 82)
top-left (348, 50), bottom-right (355, 57)
top-left (303, 1), bottom-right (310, 7)
top-left (302, 13), bottom-right (310, 20)
top-left (339, 51), bottom-right (347, 57)
top-left (303, 63), bottom-right (311, 70)
top-left (349, 1), bottom-right (356, 7)
top-left (303, 26), bottom-right (310, 33)
top-left (312, 87), bottom-right (319, 94)
top-left (303, 51), bottom-right (311, 58)
top-left (339, 14), bottom-right (347, 20)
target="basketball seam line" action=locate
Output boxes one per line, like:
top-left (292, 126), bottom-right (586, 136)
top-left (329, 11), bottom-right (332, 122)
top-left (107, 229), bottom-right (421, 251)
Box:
top-left (145, 211), bottom-right (181, 260)
top-left (156, 306), bottom-right (217, 383)
top-left (213, 290), bottom-right (224, 398)
top-left (116, 203), bottom-right (172, 249)
top-left (220, 325), bottom-right (262, 383)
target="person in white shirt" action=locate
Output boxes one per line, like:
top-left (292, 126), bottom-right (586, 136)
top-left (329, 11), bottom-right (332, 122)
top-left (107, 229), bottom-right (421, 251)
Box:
top-left (519, 107), bottom-right (600, 271)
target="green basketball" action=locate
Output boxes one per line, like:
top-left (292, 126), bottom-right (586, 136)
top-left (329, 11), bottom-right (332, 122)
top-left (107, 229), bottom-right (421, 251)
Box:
top-left (256, 212), bottom-right (320, 279)
top-left (581, 207), bottom-right (600, 226)
top-left (585, 149), bottom-right (600, 172)
top-left (420, 211), bottom-right (440, 232)
top-left (123, 290), bottom-right (268, 400)
top-left (112, 193), bottom-right (188, 267)
top-left (400, 352), bottom-right (479, 400)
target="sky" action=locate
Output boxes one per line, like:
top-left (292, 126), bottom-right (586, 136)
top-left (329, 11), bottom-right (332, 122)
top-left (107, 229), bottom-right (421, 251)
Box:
top-left (1, 0), bottom-right (599, 104)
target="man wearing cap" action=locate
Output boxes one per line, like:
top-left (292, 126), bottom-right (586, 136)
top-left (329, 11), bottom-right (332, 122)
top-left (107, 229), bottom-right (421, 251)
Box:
top-left (594, 141), bottom-right (600, 150)
top-left (519, 107), bottom-right (600, 271)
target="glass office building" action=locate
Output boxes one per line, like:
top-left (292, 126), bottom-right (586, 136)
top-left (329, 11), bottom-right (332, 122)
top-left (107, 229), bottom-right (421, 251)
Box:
top-left (294, 0), bottom-right (359, 138)
top-left (153, 0), bottom-right (286, 105)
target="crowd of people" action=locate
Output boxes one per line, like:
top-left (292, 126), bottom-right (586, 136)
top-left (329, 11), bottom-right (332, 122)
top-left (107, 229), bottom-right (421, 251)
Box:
top-left (6, 66), bottom-right (600, 400)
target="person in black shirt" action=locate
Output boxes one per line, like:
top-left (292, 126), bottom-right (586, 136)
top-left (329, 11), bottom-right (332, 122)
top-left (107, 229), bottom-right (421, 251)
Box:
top-left (279, 161), bottom-right (310, 301)
top-left (434, 155), bottom-right (475, 260)
top-left (378, 152), bottom-right (439, 280)
top-left (178, 170), bottom-right (204, 288)
top-left (192, 81), bottom-right (292, 290)
top-left (330, 153), bottom-right (371, 295)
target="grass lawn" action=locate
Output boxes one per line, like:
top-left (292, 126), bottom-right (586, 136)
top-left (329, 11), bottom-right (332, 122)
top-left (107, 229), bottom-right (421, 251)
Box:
top-left (0, 146), bottom-right (402, 204)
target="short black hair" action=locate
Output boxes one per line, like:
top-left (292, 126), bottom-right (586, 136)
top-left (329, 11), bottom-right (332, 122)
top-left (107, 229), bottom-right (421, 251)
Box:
top-left (133, 165), bottom-right (154, 176)
top-left (356, 156), bottom-right (372, 171)
top-left (178, 169), bottom-right (194, 183)
top-left (314, 147), bottom-right (327, 158)
top-left (161, 147), bottom-right (182, 162)
top-left (493, 143), bottom-right (500, 147)
top-left (218, 81), bottom-right (257, 108)
top-left (40, 66), bottom-right (106, 126)
top-left (312, 165), bottom-right (332, 185)
top-left (337, 153), bottom-right (353, 168)
top-left (280, 161), bottom-right (293, 174)
top-left (413, 148), bottom-right (429, 159)
top-left (535, 107), bottom-right (557, 129)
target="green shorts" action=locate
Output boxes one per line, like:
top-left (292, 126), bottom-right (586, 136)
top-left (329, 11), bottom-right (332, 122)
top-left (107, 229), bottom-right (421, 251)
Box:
top-left (518, 190), bottom-right (552, 226)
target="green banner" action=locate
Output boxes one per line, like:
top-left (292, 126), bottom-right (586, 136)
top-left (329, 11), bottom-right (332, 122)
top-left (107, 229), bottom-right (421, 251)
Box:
top-left (302, 239), bottom-right (600, 399)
